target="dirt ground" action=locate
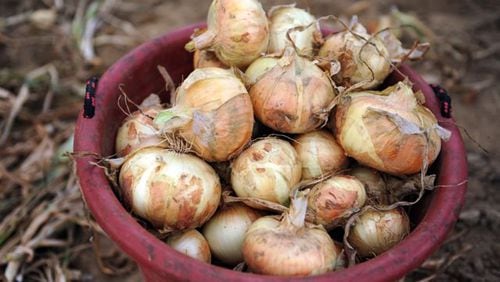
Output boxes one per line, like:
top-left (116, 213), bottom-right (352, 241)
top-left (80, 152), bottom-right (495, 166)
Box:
top-left (1, 0), bottom-right (499, 281)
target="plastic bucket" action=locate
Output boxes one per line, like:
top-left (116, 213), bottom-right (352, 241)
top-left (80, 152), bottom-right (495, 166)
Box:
top-left (74, 23), bottom-right (468, 281)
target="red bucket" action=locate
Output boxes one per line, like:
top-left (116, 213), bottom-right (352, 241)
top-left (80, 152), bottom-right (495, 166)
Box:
top-left (74, 23), bottom-right (468, 281)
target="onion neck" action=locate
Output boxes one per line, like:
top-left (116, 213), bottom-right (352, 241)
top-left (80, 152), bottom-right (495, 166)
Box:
top-left (186, 30), bottom-right (217, 52)
top-left (282, 195), bottom-right (308, 231)
top-left (153, 107), bottom-right (192, 133)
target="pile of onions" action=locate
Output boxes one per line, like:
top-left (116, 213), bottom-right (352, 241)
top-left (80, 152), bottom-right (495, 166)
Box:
top-left (334, 81), bottom-right (449, 175)
top-left (231, 137), bottom-right (301, 206)
top-left (202, 203), bottom-right (262, 265)
top-left (154, 68), bottom-right (254, 162)
top-left (118, 147), bottom-right (221, 230)
top-left (347, 208), bottom-right (410, 258)
top-left (293, 130), bottom-right (348, 180)
top-left (246, 48), bottom-right (336, 133)
top-left (267, 5), bottom-right (319, 57)
top-left (307, 175), bottom-right (366, 229)
top-left (318, 22), bottom-right (391, 90)
top-left (166, 229), bottom-right (212, 263)
top-left (186, 0), bottom-right (269, 68)
top-left (242, 195), bottom-right (342, 276)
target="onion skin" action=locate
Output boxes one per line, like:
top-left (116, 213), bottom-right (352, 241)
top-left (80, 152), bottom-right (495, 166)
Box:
top-left (202, 203), bottom-right (262, 265)
top-left (166, 229), bottom-right (211, 263)
top-left (119, 147), bottom-right (221, 230)
top-left (307, 175), bottom-right (366, 228)
top-left (348, 166), bottom-right (389, 205)
top-left (244, 57), bottom-right (279, 86)
top-left (231, 138), bottom-right (302, 206)
top-left (293, 130), bottom-right (348, 180)
top-left (334, 82), bottom-right (442, 175)
top-left (193, 49), bottom-right (227, 69)
top-left (348, 208), bottom-right (410, 258)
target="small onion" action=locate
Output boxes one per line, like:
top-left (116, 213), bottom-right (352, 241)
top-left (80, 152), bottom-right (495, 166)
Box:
top-left (307, 175), bottom-right (366, 228)
top-left (248, 48), bottom-right (336, 133)
top-left (166, 229), bottom-right (211, 263)
top-left (268, 5), bottom-right (319, 57)
top-left (193, 49), bottom-right (227, 69)
top-left (347, 208), bottom-right (410, 258)
top-left (154, 68), bottom-right (254, 162)
top-left (318, 22), bottom-right (391, 89)
top-left (334, 81), bottom-right (448, 175)
top-left (186, 0), bottom-right (269, 68)
top-left (202, 203), bottom-right (262, 265)
top-left (293, 130), bottom-right (348, 180)
top-left (231, 137), bottom-right (302, 206)
top-left (242, 195), bottom-right (341, 276)
top-left (348, 166), bottom-right (389, 205)
top-left (119, 147), bottom-right (221, 230)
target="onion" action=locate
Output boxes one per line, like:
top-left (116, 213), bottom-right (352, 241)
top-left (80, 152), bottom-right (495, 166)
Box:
top-left (268, 5), bottom-right (319, 57)
top-left (318, 21), bottom-right (391, 89)
top-left (154, 68), bottom-right (254, 162)
top-left (334, 81), bottom-right (450, 175)
top-left (118, 147), bottom-right (221, 230)
top-left (242, 195), bottom-right (341, 276)
top-left (186, 0), bottom-right (269, 68)
top-left (347, 208), bottom-right (410, 258)
top-left (248, 48), bottom-right (336, 133)
top-left (293, 130), bottom-right (348, 180)
top-left (231, 137), bottom-right (301, 206)
top-left (166, 229), bottom-right (211, 263)
top-left (307, 175), bottom-right (366, 228)
top-left (244, 57), bottom-right (278, 86)
top-left (348, 166), bottom-right (388, 205)
top-left (202, 203), bottom-right (262, 265)
top-left (193, 49), bottom-right (227, 69)
top-left (115, 94), bottom-right (165, 157)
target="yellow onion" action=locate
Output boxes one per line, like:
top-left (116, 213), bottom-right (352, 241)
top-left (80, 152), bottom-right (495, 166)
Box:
top-left (115, 94), bottom-right (165, 157)
top-left (293, 130), bottom-right (348, 180)
top-left (193, 49), bottom-right (228, 69)
top-left (154, 68), bottom-right (254, 162)
top-left (347, 208), bottom-right (410, 258)
top-left (119, 147), bottom-right (221, 230)
top-left (307, 175), bottom-right (366, 228)
top-left (242, 195), bottom-right (341, 276)
top-left (186, 0), bottom-right (269, 68)
top-left (268, 5), bottom-right (319, 56)
top-left (166, 229), bottom-right (211, 263)
top-left (318, 22), bottom-right (391, 89)
top-left (231, 137), bottom-right (301, 206)
top-left (334, 81), bottom-right (450, 175)
top-left (348, 166), bottom-right (389, 205)
top-left (248, 48), bottom-right (336, 133)
top-left (202, 203), bottom-right (262, 265)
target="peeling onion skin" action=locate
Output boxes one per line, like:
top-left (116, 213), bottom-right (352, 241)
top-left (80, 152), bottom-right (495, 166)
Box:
top-left (166, 229), bottom-right (212, 263)
top-left (307, 175), bottom-right (367, 228)
top-left (293, 130), bottom-right (348, 180)
top-left (242, 216), bottom-right (339, 276)
top-left (348, 208), bottom-right (410, 258)
top-left (193, 49), bottom-right (228, 69)
top-left (334, 82), bottom-right (442, 175)
top-left (202, 203), bottom-right (262, 265)
top-left (231, 138), bottom-right (302, 206)
top-left (119, 147), bottom-right (221, 230)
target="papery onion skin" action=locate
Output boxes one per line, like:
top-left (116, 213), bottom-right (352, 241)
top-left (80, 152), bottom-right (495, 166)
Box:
top-left (348, 208), bottom-right (410, 258)
top-left (190, 0), bottom-right (269, 68)
top-left (268, 6), bottom-right (318, 57)
top-left (348, 166), bottom-right (389, 205)
top-left (334, 82), bottom-right (442, 175)
top-left (231, 138), bottom-right (302, 206)
top-left (166, 229), bottom-right (211, 263)
top-left (202, 203), bottom-right (262, 265)
top-left (307, 175), bottom-right (366, 228)
top-left (193, 49), bottom-right (228, 69)
top-left (293, 130), bottom-right (348, 180)
top-left (249, 50), bottom-right (336, 133)
top-left (242, 216), bottom-right (339, 276)
top-left (244, 57), bottom-right (279, 86)
top-left (119, 147), bottom-right (221, 230)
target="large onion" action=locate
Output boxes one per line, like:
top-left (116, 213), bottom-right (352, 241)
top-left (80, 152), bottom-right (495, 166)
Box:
top-left (186, 0), bottom-right (269, 68)
top-left (118, 147), bottom-right (221, 230)
top-left (166, 229), bottom-right (211, 263)
top-left (293, 130), bottom-right (348, 180)
top-left (202, 203), bottom-right (262, 265)
top-left (154, 68), bottom-right (254, 162)
top-left (334, 81), bottom-right (450, 175)
top-left (231, 137), bottom-right (301, 206)
top-left (247, 48), bottom-right (336, 133)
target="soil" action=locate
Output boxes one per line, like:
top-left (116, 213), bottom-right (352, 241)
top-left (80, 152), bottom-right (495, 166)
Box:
top-left (1, 0), bottom-right (499, 281)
